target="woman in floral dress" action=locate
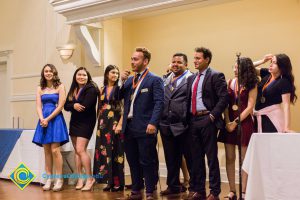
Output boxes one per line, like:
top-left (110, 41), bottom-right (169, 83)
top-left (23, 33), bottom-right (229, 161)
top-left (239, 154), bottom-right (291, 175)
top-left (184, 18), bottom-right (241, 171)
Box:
top-left (93, 65), bottom-right (124, 192)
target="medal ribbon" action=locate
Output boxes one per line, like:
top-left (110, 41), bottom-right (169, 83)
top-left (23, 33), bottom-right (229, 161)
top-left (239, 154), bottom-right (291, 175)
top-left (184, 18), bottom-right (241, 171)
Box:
top-left (233, 79), bottom-right (245, 102)
top-left (132, 68), bottom-right (149, 89)
top-left (262, 75), bottom-right (275, 92)
top-left (171, 70), bottom-right (188, 89)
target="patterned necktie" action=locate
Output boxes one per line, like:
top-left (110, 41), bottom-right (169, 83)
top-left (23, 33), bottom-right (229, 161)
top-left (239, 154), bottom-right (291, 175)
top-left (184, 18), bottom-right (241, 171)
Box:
top-left (192, 74), bottom-right (202, 115)
top-left (134, 73), bottom-right (141, 85)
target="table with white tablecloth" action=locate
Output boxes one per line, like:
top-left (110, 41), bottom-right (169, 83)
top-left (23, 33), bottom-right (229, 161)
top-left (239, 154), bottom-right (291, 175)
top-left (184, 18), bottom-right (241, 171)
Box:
top-left (0, 129), bottom-right (96, 184)
top-left (242, 133), bottom-right (300, 200)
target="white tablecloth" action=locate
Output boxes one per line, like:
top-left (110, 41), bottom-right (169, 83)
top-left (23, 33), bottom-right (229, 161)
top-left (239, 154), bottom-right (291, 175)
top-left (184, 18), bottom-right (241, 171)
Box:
top-left (0, 130), bottom-right (96, 183)
top-left (242, 133), bottom-right (300, 200)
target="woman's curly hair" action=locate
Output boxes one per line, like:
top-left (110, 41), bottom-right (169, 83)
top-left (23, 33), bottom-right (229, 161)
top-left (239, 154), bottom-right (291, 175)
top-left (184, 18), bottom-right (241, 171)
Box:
top-left (239, 57), bottom-right (258, 91)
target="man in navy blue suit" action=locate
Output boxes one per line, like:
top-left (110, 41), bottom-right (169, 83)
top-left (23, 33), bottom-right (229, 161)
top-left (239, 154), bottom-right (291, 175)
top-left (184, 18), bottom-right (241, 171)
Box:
top-left (185, 47), bottom-right (228, 200)
top-left (119, 47), bottom-right (164, 200)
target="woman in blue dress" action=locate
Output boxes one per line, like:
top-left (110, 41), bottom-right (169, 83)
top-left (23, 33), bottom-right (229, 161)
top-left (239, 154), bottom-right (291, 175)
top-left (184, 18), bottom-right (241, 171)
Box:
top-left (32, 64), bottom-right (69, 192)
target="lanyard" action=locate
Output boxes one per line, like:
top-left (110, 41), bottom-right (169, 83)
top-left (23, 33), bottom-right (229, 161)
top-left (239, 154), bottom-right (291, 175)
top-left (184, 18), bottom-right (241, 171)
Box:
top-left (132, 68), bottom-right (149, 89)
top-left (233, 79), bottom-right (245, 100)
top-left (262, 75), bottom-right (275, 92)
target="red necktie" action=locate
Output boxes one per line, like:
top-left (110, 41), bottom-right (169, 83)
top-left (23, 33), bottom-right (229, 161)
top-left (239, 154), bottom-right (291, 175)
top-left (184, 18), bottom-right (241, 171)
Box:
top-left (192, 74), bottom-right (202, 115)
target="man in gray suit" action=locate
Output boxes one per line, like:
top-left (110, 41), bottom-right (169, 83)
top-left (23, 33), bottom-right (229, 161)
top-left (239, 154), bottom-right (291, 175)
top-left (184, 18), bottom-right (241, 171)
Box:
top-left (159, 53), bottom-right (193, 196)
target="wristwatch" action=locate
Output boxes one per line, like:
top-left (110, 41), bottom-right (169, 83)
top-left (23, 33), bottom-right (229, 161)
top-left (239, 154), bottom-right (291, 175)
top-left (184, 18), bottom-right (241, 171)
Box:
top-left (234, 118), bottom-right (240, 124)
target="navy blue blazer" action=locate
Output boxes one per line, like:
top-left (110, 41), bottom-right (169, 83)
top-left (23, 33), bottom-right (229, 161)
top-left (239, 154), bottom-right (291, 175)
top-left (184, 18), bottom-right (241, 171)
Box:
top-left (186, 67), bottom-right (228, 129)
top-left (119, 72), bottom-right (164, 136)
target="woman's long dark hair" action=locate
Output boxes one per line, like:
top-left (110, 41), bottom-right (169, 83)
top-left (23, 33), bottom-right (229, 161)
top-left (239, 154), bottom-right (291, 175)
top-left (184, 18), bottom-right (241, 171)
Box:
top-left (239, 57), bottom-right (258, 91)
top-left (40, 64), bottom-right (61, 89)
top-left (67, 67), bottom-right (95, 101)
top-left (103, 65), bottom-right (120, 86)
top-left (276, 54), bottom-right (297, 103)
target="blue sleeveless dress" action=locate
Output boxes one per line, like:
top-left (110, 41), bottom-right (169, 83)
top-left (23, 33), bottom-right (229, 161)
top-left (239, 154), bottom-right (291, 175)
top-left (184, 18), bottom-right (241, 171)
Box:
top-left (32, 93), bottom-right (69, 147)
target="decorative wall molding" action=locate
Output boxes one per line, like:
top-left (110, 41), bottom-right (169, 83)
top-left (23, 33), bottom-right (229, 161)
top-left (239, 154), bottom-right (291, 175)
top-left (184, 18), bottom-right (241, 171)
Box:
top-left (11, 73), bottom-right (40, 79)
top-left (0, 50), bottom-right (13, 57)
top-left (10, 94), bottom-right (36, 102)
top-left (49, 0), bottom-right (227, 24)
top-left (74, 25), bottom-right (101, 65)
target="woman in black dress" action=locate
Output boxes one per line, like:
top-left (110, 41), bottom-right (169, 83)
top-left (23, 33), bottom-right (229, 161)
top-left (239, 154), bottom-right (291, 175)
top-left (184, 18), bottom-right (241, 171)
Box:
top-left (64, 67), bottom-right (99, 191)
top-left (93, 65), bottom-right (124, 192)
top-left (253, 54), bottom-right (297, 132)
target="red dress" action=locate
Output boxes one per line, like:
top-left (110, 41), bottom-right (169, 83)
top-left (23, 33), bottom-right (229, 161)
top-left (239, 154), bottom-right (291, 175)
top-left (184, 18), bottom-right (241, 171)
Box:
top-left (218, 79), bottom-right (254, 146)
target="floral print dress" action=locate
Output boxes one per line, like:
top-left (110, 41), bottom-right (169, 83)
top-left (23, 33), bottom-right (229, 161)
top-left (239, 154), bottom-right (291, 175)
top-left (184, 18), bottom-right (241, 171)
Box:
top-left (93, 86), bottom-right (124, 187)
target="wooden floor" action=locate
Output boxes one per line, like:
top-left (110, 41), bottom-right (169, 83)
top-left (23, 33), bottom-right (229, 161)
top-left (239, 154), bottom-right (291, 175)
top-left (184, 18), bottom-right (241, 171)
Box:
top-left (0, 177), bottom-right (235, 200)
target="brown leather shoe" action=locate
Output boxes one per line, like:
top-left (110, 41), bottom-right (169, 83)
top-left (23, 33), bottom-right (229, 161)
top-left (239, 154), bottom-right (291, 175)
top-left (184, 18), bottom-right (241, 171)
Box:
top-left (118, 192), bottom-right (142, 200)
top-left (206, 193), bottom-right (220, 200)
top-left (146, 193), bottom-right (154, 200)
top-left (184, 192), bottom-right (206, 200)
top-left (160, 188), bottom-right (181, 196)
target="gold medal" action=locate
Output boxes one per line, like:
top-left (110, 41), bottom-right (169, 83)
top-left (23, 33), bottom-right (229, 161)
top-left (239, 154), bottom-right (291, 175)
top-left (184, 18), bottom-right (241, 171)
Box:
top-left (106, 104), bottom-right (111, 110)
top-left (130, 94), bottom-right (134, 101)
top-left (232, 104), bottom-right (238, 111)
top-left (261, 96), bottom-right (266, 103)
top-left (108, 111), bottom-right (114, 118)
top-left (100, 94), bottom-right (105, 100)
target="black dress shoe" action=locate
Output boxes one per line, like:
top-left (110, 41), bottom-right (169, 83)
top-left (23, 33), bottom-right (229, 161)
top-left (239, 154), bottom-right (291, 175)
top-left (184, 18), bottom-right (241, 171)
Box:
top-left (125, 184), bottom-right (132, 190)
top-left (146, 193), bottom-right (154, 200)
top-left (181, 185), bottom-right (188, 192)
top-left (160, 188), bottom-right (181, 196)
top-left (111, 186), bottom-right (124, 192)
top-left (103, 185), bottom-right (112, 191)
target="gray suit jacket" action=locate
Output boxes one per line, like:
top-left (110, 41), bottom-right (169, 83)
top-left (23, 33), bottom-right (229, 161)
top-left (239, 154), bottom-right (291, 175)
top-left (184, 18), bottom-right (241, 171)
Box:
top-left (160, 70), bottom-right (193, 136)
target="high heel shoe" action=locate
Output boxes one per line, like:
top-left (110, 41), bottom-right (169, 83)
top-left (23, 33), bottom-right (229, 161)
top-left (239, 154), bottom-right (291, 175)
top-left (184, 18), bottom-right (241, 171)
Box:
top-left (42, 179), bottom-right (52, 191)
top-left (238, 192), bottom-right (245, 200)
top-left (52, 179), bottom-right (63, 192)
top-left (111, 185), bottom-right (124, 192)
top-left (224, 191), bottom-right (237, 200)
top-left (81, 178), bottom-right (95, 191)
top-left (103, 185), bottom-right (112, 192)
top-left (75, 178), bottom-right (84, 190)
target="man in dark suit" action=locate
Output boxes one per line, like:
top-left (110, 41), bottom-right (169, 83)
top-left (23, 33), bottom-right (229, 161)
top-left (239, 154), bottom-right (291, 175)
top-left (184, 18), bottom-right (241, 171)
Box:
top-left (159, 53), bottom-right (193, 196)
top-left (119, 47), bottom-right (164, 200)
top-left (185, 47), bottom-right (228, 200)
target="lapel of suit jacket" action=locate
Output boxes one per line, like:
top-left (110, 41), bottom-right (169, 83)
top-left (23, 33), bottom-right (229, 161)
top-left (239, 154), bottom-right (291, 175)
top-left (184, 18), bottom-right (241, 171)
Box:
top-left (171, 76), bottom-right (187, 97)
top-left (127, 76), bottom-right (134, 95)
top-left (165, 77), bottom-right (173, 93)
top-left (166, 83), bottom-right (172, 95)
top-left (189, 74), bottom-right (197, 92)
top-left (134, 72), bottom-right (151, 99)
top-left (202, 67), bottom-right (211, 92)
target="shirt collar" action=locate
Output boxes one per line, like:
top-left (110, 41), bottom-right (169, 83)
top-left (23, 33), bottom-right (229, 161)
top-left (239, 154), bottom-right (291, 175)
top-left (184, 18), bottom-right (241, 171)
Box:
top-left (198, 67), bottom-right (209, 76)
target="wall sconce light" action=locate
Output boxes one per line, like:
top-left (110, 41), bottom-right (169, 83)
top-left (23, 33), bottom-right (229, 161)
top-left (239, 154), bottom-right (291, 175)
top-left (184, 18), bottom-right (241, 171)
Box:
top-left (56, 43), bottom-right (76, 60)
